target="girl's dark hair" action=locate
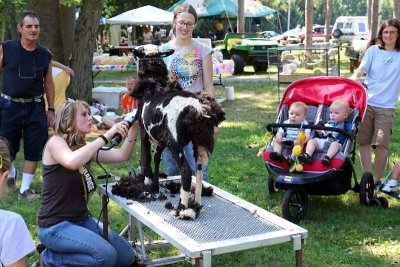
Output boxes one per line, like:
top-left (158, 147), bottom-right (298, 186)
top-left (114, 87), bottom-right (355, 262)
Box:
top-left (375, 18), bottom-right (400, 51)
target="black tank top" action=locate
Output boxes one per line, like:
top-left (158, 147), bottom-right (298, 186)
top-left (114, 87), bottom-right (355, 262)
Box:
top-left (2, 39), bottom-right (52, 98)
top-left (37, 164), bottom-right (88, 227)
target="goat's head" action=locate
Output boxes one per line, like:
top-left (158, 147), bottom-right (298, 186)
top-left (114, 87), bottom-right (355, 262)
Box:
top-left (131, 44), bottom-right (177, 100)
top-left (196, 92), bottom-right (226, 126)
top-left (133, 44), bottom-right (174, 79)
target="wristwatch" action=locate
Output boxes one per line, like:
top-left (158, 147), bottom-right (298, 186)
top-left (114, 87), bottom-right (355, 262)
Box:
top-left (48, 107), bottom-right (55, 112)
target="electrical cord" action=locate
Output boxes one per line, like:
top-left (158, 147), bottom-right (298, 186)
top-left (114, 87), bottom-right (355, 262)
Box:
top-left (94, 147), bottom-right (112, 237)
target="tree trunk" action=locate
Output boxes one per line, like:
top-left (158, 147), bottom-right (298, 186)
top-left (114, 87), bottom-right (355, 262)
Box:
top-left (59, 4), bottom-right (76, 65)
top-left (325, 0), bottom-right (332, 42)
top-left (237, 0), bottom-right (245, 32)
top-left (370, 0), bottom-right (379, 38)
top-left (367, 0), bottom-right (372, 35)
top-left (2, 1), bottom-right (18, 41)
top-left (26, 0), bottom-right (64, 62)
top-left (305, 0), bottom-right (313, 46)
top-left (394, 0), bottom-right (400, 19)
top-left (69, 0), bottom-right (102, 103)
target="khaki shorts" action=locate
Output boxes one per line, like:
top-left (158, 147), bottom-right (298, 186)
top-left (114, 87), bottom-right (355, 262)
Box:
top-left (356, 105), bottom-right (396, 149)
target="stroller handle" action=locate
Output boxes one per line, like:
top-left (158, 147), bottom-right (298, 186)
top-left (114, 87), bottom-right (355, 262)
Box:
top-left (266, 123), bottom-right (353, 139)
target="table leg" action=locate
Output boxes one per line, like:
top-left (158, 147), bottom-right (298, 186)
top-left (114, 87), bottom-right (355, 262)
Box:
top-left (292, 234), bottom-right (303, 267)
top-left (295, 249), bottom-right (303, 267)
top-left (102, 195), bottom-right (109, 240)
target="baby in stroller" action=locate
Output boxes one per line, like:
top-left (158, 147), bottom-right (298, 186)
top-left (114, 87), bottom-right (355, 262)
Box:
top-left (270, 101), bottom-right (311, 163)
top-left (299, 100), bottom-right (352, 166)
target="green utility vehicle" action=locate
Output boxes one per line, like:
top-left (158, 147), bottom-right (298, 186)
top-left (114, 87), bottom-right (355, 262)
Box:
top-left (218, 32), bottom-right (283, 74)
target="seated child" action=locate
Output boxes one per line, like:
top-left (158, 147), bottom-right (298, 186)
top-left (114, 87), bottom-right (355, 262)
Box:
top-left (382, 162), bottom-right (400, 192)
top-left (299, 99), bottom-right (351, 166)
top-left (270, 101), bottom-right (311, 163)
top-left (0, 138), bottom-right (35, 266)
top-left (100, 77), bottom-right (139, 129)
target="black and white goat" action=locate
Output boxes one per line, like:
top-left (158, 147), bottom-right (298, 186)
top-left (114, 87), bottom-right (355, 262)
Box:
top-left (132, 44), bottom-right (225, 219)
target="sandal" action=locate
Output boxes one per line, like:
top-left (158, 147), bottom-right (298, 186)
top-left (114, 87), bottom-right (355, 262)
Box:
top-left (298, 153), bottom-right (313, 164)
top-left (321, 155), bottom-right (331, 166)
top-left (270, 152), bottom-right (284, 163)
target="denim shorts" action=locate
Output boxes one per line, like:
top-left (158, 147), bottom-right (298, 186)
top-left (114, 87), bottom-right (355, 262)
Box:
top-left (0, 96), bottom-right (48, 160)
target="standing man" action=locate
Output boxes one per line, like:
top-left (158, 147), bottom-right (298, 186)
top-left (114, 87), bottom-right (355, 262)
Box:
top-left (0, 11), bottom-right (55, 200)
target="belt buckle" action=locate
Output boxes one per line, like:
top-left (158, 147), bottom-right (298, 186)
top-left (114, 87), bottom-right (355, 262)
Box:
top-left (35, 96), bottom-right (41, 103)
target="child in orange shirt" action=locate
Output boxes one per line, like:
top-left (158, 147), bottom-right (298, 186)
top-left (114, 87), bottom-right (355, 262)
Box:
top-left (100, 78), bottom-right (139, 129)
top-left (121, 77), bottom-right (139, 113)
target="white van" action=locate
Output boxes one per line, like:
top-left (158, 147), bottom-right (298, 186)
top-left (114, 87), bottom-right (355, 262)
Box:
top-left (332, 16), bottom-right (369, 44)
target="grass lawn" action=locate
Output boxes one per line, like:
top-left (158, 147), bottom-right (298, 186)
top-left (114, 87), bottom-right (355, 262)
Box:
top-left (2, 56), bottom-right (400, 266)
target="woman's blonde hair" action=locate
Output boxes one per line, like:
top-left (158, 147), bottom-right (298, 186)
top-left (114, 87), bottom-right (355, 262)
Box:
top-left (0, 137), bottom-right (11, 173)
top-left (54, 99), bottom-right (91, 151)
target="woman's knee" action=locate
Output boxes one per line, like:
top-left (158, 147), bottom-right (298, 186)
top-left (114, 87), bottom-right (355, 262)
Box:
top-left (92, 244), bottom-right (118, 266)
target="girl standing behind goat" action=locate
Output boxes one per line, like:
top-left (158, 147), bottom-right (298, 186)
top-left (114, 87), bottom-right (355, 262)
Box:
top-left (159, 3), bottom-right (215, 182)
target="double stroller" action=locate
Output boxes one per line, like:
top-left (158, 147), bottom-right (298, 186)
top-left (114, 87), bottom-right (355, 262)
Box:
top-left (263, 77), bottom-right (367, 223)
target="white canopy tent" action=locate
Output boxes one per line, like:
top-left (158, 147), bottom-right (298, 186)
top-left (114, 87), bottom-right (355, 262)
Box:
top-left (106, 5), bottom-right (174, 45)
top-left (107, 5), bottom-right (173, 25)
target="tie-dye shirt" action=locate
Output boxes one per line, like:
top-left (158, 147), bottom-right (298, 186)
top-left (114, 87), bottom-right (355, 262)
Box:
top-left (159, 40), bottom-right (212, 93)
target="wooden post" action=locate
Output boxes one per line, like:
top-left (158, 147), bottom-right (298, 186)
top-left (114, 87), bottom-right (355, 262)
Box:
top-left (295, 249), bottom-right (303, 267)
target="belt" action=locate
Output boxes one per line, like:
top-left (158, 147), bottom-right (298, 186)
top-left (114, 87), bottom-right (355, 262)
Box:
top-left (1, 93), bottom-right (42, 103)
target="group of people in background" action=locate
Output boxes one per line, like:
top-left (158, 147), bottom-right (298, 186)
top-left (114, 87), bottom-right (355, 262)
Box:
top-left (2, 5), bottom-right (400, 267)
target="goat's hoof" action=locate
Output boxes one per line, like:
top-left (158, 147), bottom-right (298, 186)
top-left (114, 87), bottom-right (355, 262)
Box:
top-left (175, 202), bottom-right (202, 220)
top-left (151, 185), bottom-right (160, 193)
top-left (202, 185), bottom-right (214, 196)
top-left (178, 208), bottom-right (197, 220)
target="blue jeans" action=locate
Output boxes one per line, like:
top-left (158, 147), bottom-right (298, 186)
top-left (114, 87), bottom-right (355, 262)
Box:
top-left (38, 216), bottom-right (135, 267)
top-left (162, 142), bottom-right (209, 182)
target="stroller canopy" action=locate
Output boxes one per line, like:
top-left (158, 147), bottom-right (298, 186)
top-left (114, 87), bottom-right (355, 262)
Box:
top-left (279, 77), bottom-right (367, 120)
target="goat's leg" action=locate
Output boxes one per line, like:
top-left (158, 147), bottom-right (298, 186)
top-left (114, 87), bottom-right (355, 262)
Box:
top-left (169, 147), bottom-right (197, 219)
top-left (141, 131), bottom-right (154, 189)
top-left (194, 146), bottom-right (209, 206)
top-left (152, 146), bottom-right (163, 192)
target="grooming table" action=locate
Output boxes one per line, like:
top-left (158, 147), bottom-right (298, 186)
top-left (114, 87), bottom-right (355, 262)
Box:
top-left (98, 177), bottom-right (308, 266)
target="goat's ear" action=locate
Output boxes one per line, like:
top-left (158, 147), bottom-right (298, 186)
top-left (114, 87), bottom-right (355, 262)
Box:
top-left (159, 49), bottom-right (174, 58)
top-left (133, 47), bottom-right (146, 59)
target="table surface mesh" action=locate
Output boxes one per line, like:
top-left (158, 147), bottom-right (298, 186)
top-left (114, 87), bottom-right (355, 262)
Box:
top-left (127, 186), bottom-right (284, 245)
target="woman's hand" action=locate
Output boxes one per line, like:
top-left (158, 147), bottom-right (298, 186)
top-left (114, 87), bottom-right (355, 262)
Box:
top-left (105, 120), bottom-right (130, 140)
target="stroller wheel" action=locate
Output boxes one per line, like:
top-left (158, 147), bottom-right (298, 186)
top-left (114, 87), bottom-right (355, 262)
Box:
top-left (282, 187), bottom-right (308, 223)
top-left (359, 172), bottom-right (374, 206)
top-left (378, 197), bottom-right (389, 209)
top-left (268, 176), bottom-right (279, 194)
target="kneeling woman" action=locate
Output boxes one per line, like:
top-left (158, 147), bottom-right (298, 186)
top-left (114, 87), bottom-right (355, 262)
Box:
top-left (37, 99), bottom-right (139, 266)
